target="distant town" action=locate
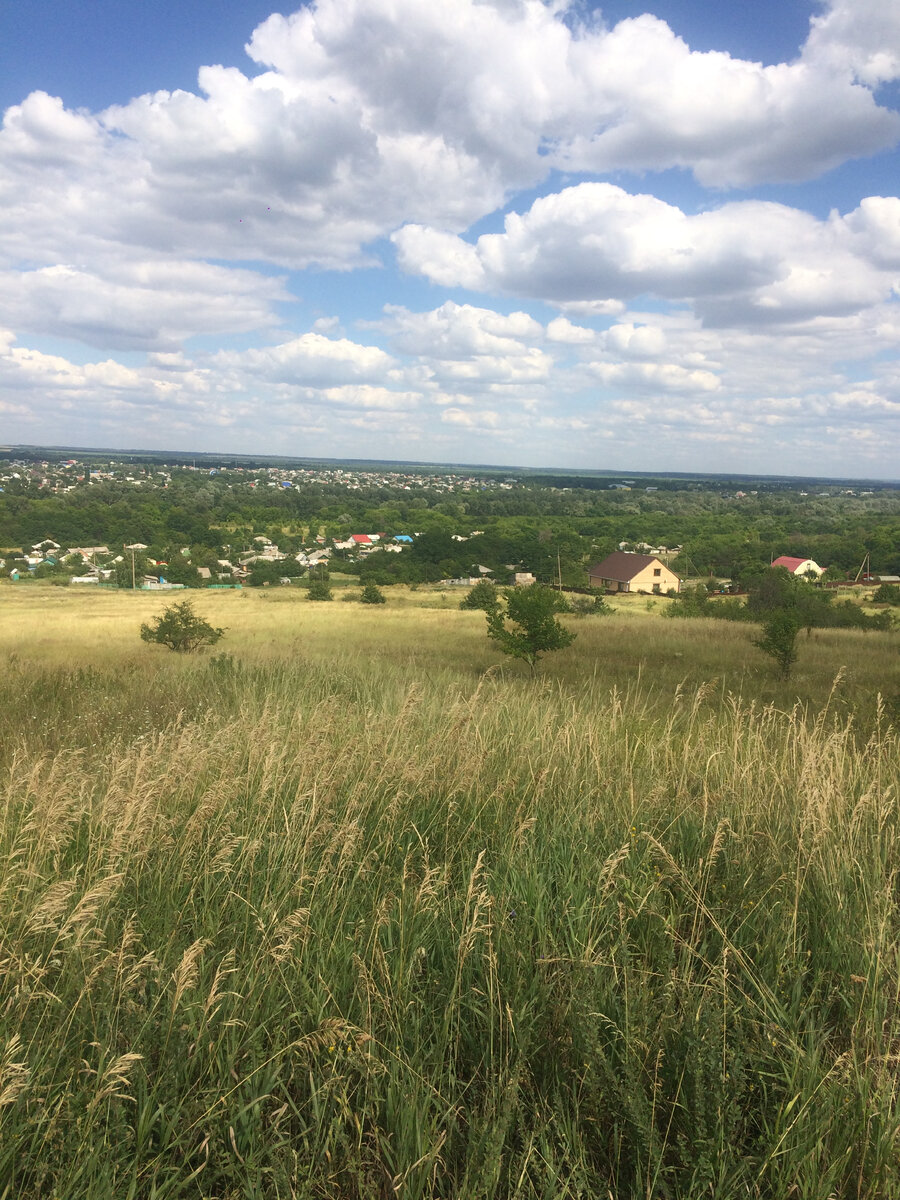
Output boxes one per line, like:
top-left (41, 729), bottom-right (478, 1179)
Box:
top-left (1, 450), bottom-right (898, 592)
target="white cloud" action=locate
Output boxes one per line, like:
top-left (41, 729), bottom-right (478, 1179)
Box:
top-left (1, 0), bottom-right (899, 475)
top-left (588, 360), bottom-right (721, 394)
top-left (3, 0), bottom-right (898, 299)
top-left (804, 0), bottom-right (900, 86)
top-left (441, 407), bottom-right (503, 429)
top-left (395, 184), bottom-right (900, 328)
top-left (0, 262), bottom-right (288, 351)
top-left (218, 332), bottom-right (398, 388)
top-left (546, 317), bottom-right (596, 344)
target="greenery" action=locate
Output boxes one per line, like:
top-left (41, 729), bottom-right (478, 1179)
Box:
top-left (460, 579), bottom-right (499, 611)
top-left (486, 583), bottom-right (575, 672)
top-left (138, 599), bottom-right (225, 653)
top-left (2, 455), bottom-right (900, 1195)
top-left (2, 457), bottom-right (898, 595)
top-left (359, 581), bottom-right (386, 604)
top-left (569, 592), bottom-right (613, 616)
top-left (872, 582), bottom-right (900, 605)
top-left (753, 610), bottom-right (800, 679)
top-left (0, 583), bottom-right (898, 1197)
top-left (307, 577), bottom-right (333, 601)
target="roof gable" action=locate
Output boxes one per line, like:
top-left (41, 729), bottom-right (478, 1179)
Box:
top-left (589, 551), bottom-right (670, 581)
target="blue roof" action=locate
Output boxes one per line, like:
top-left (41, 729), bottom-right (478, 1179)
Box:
top-left (394, 534), bottom-right (413, 542)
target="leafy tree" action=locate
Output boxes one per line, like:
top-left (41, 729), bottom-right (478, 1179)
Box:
top-left (360, 582), bottom-right (387, 604)
top-left (140, 600), bottom-right (225, 653)
top-left (486, 584), bottom-right (574, 673)
top-left (460, 579), bottom-right (499, 612)
top-left (307, 578), bottom-right (333, 601)
top-left (753, 611), bottom-right (799, 679)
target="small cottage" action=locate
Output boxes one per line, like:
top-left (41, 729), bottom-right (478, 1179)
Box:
top-left (588, 552), bottom-right (680, 594)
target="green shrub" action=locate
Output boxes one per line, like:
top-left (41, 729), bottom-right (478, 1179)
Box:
top-left (139, 599), bottom-right (225, 653)
top-left (872, 583), bottom-right (900, 606)
top-left (460, 579), bottom-right (499, 612)
top-left (753, 610), bottom-right (800, 679)
top-left (486, 583), bottom-right (574, 672)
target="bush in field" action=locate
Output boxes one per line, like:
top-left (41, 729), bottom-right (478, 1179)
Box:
top-left (872, 583), bottom-right (900, 606)
top-left (664, 583), bottom-right (710, 618)
top-left (753, 610), bottom-right (800, 679)
top-left (360, 582), bottom-right (386, 605)
top-left (569, 593), bottom-right (613, 616)
top-left (307, 578), bottom-right (333, 601)
top-left (486, 583), bottom-right (574, 672)
top-left (460, 579), bottom-right (499, 612)
top-left (139, 599), bottom-right (225, 653)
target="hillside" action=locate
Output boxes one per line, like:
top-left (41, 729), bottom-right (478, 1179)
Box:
top-left (1, 585), bottom-right (899, 1197)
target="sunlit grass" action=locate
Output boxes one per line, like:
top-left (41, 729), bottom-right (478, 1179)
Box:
top-left (1, 582), bottom-right (899, 1196)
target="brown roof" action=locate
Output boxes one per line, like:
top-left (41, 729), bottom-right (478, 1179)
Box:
top-left (588, 551), bottom-right (667, 582)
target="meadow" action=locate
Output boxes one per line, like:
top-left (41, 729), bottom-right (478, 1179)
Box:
top-left (1, 583), bottom-right (899, 1198)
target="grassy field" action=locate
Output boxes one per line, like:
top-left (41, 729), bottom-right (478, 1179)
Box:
top-left (1, 583), bottom-right (899, 1197)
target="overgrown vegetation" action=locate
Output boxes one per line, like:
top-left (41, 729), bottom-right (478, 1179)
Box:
top-left (0, 613), bottom-right (898, 1197)
top-left (872, 582), bottom-right (900, 605)
top-left (1, 578), bottom-right (899, 1197)
top-left (485, 583), bottom-right (575, 672)
top-left (139, 599), bottom-right (225, 653)
top-left (359, 581), bottom-right (386, 605)
top-left (753, 610), bottom-right (800, 679)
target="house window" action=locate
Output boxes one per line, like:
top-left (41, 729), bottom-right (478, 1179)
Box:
top-left (653, 568), bottom-right (661, 576)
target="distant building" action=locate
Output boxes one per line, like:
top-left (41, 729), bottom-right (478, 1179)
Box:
top-left (771, 556), bottom-right (824, 578)
top-left (588, 552), bottom-right (681, 594)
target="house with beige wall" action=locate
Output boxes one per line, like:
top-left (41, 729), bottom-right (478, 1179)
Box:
top-left (588, 551), bottom-right (681, 594)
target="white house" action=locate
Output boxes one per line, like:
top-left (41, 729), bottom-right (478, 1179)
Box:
top-left (771, 556), bottom-right (824, 578)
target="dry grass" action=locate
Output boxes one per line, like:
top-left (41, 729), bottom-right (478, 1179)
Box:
top-left (1, 582), bottom-right (899, 1197)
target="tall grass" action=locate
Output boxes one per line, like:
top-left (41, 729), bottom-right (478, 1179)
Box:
top-left (1, 632), bottom-right (899, 1197)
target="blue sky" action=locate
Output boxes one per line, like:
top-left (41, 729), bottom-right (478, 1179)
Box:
top-left (1, 0), bottom-right (899, 476)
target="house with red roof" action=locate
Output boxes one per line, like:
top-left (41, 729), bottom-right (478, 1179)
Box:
top-left (771, 556), bottom-right (824, 578)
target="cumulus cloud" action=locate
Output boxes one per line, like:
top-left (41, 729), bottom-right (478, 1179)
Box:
top-left (804, 0), bottom-right (900, 86)
top-left (395, 184), bottom-right (900, 327)
top-left (1, 0), bottom-right (899, 473)
top-left (217, 332), bottom-right (398, 389)
top-left (546, 317), bottom-right (596, 344)
top-left (2, 0), bottom-right (898, 296)
top-left (0, 261), bottom-right (288, 351)
top-left (377, 301), bottom-right (552, 394)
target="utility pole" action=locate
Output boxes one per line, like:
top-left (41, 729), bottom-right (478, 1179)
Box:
top-left (131, 546), bottom-right (136, 590)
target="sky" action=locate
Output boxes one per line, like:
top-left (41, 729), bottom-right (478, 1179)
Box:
top-left (1, 0), bottom-right (899, 477)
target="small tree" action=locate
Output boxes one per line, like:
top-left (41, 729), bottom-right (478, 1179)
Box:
top-left (460, 579), bottom-right (499, 612)
top-left (753, 611), bottom-right (799, 679)
top-left (140, 599), bottom-right (225, 653)
top-left (360, 582), bottom-right (386, 605)
top-left (486, 584), bottom-right (574, 673)
top-left (307, 578), bottom-right (333, 601)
